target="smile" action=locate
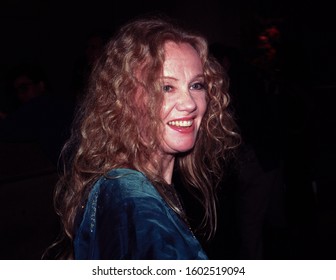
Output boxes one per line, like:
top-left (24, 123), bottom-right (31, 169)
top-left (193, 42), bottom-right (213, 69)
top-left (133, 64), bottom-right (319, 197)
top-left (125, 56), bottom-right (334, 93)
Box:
top-left (167, 120), bottom-right (193, 127)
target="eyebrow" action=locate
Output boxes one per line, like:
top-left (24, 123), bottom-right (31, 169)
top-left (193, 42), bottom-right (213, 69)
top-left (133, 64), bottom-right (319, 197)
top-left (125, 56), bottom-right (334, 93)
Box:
top-left (161, 74), bottom-right (205, 80)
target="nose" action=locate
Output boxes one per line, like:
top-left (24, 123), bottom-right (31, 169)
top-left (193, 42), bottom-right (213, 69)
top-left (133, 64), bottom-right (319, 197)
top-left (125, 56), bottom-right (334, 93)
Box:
top-left (176, 89), bottom-right (197, 112)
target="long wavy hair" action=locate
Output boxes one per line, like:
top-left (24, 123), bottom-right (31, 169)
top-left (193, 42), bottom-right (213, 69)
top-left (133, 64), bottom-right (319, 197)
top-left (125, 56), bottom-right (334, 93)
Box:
top-left (51, 16), bottom-right (240, 259)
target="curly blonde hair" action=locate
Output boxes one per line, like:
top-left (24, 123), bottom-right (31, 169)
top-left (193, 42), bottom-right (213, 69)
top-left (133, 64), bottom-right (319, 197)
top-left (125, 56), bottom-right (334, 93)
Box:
top-left (52, 16), bottom-right (240, 258)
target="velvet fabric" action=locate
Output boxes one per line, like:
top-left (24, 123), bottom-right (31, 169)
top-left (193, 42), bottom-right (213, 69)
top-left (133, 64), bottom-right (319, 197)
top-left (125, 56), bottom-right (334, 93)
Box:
top-left (74, 168), bottom-right (208, 259)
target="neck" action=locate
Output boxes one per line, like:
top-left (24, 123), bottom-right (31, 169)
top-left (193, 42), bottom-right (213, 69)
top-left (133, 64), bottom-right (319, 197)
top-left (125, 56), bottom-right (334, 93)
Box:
top-left (160, 154), bottom-right (175, 185)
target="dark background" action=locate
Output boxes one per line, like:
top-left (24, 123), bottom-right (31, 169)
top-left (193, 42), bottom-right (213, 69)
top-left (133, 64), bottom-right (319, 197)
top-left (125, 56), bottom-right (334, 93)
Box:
top-left (0, 0), bottom-right (240, 97)
top-left (1, 1), bottom-right (335, 92)
top-left (0, 0), bottom-right (335, 259)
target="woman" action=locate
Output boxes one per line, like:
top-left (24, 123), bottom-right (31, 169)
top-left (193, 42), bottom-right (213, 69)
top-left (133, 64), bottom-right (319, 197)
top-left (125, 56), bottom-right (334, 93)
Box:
top-left (53, 16), bottom-right (240, 259)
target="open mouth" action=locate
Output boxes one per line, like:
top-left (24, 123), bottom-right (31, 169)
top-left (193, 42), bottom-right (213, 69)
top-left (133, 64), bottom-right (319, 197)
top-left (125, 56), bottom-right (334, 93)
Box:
top-left (167, 120), bottom-right (193, 127)
top-left (167, 119), bottom-right (195, 133)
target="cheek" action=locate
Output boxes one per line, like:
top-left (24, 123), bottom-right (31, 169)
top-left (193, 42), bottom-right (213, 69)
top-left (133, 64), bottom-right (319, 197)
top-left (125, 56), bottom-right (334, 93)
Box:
top-left (160, 98), bottom-right (172, 121)
top-left (197, 95), bottom-right (208, 118)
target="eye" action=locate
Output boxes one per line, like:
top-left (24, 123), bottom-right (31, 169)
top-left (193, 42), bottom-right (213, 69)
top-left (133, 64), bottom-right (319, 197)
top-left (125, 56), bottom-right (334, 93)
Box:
top-left (190, 82), bottom-right (206, 90)
top-left (162, 85), bottom-right (173, 92)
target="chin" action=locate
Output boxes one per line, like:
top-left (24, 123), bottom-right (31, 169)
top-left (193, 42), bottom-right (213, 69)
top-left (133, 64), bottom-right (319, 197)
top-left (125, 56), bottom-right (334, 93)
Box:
top-left (170, 142), bottom-right (196, 154)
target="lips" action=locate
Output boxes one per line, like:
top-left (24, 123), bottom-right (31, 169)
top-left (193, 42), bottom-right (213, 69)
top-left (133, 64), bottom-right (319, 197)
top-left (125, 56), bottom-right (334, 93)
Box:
top-left (167, 118), bottom-right (195, 133)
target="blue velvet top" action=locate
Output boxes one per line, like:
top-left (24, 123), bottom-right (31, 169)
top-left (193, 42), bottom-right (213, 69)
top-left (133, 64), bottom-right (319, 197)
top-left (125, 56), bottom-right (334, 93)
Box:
top-left (74, 168), bottom-right (208, 259)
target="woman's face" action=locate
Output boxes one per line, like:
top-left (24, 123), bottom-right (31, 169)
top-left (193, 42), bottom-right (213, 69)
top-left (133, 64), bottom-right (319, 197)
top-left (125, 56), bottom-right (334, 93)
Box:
top-left (159, 41), bottom-right (207, 155)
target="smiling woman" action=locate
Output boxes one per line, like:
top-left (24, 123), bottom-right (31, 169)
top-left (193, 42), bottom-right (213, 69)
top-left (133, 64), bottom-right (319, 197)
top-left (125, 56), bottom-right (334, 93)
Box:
top-left (159, 42), bottom-right (207, 175)
top-left (48, 16), bottom-right (240, 260)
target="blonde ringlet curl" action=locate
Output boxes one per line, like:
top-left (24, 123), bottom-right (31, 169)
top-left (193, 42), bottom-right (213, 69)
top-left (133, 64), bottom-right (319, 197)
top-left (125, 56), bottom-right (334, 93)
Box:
top-left (52, 16), bottom-right (240, 258)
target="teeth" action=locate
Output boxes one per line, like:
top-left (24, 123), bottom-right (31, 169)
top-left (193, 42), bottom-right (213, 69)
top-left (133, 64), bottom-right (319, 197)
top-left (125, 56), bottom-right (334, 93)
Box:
top-left (168, 120), bottom-right (193, 127)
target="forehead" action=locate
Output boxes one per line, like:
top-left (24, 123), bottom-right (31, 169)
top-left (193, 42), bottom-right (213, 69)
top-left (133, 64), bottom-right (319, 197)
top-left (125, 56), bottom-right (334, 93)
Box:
top-left (163, 41), bottom-right (203, 73)
top-left (164, 41), bottom-right (200, 60)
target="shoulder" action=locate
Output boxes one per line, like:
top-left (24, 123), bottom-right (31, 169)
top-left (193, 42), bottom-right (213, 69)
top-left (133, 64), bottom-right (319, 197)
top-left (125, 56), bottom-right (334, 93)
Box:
top-left (90, 168), bottom-right (162, 205)
top-left (76, 168), bottom-right (167, 245)
top-left (75, 168), bottom-right (208, 259)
